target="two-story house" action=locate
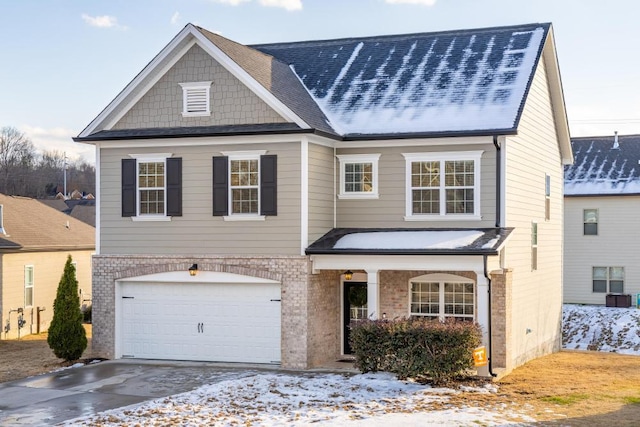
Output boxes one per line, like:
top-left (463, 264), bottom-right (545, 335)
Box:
top-left (564, 133), bottom-right (640, 307)
top-left (75, 22), bottom-right (571, 376)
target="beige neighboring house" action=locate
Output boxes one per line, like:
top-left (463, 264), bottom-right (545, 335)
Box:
top-left (564, 133), bottom-right (640, 307)
top-left (0, 194), bottom-right (95, 339)
top-left (74, 23), bottom-right (571, 376)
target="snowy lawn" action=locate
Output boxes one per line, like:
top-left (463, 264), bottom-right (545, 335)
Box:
top-left (62, 304), bottom-right (640, 426)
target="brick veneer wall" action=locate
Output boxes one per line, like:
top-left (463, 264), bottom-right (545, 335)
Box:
top-left (307, 270), bottom-right (341, 367)
top-left (92, 254), bottom-right (310, 369)
top-left (489, 268), bottom-right (511, 370)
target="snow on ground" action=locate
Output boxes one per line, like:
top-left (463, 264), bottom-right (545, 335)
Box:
top-left (62, 305), bottom-right (640, 426)
top-left (563, 304), bottom-right (640, 354)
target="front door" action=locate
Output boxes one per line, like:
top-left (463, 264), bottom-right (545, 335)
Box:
top-left (343, 282), bottom-right (368, 354)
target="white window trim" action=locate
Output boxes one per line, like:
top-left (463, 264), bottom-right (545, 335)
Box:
top-left (24, 265), bottom-right (34, 308)
top-left (222, 150), bottom-right (266, 220)
top-left (180, 81), bottom-right (212, 117)
top-left (336, 153), bottom-right (380, 199)
top-left (129, 153), bottom-right (172, 221)
top-left (408, 273), bottom-right (475, 321)
top-left (402, 151), bottom-right (483, 221)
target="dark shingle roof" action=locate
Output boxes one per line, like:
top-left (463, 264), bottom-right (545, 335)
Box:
top-left (255, 23), bottom-right (549, 137)
top-left (306, 227), bottom-right (513, 255)
top-left (565, 134), bottom-right (640, 196)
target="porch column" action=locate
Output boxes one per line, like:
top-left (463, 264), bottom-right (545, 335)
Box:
top-left (475, 270), bottom-right (490, 377)
top-left (366, 269), bottom-right (379, 319)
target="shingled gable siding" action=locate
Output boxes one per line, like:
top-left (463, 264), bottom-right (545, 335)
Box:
top-left (112, 44), bottom-right (287, 129)
top-left (334, 143), bottom-right (497, 229)
top-left (121, 157), bottom-right (182, 217)
top-left (90, 255), bottom-right (311, 369)
top-left (502, 55), bottom-right (563, 368)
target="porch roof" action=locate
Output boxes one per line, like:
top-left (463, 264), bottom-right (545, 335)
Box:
top-left (305, 227), bottom-right (513, 256)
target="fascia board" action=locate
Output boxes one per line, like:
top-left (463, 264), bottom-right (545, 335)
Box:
top-left (79, 24), bottom-right (199, 138)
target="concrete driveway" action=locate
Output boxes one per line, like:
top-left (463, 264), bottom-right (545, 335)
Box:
top-left (0, 359), bottom-right (284, 426)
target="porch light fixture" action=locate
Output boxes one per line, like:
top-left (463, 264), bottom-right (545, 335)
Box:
top-left (343, 270), bottom-right (353, 281)
top-left (188, 264), bottom-right (198, 276)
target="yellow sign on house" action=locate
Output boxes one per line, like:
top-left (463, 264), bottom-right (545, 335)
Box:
top-left (473, 346), bottom-right (488, 367)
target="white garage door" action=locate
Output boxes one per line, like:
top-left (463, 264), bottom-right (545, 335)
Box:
top-left (118, 274), bottom-right (281, 364)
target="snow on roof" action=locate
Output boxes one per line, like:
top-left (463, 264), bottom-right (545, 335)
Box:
top-left (334, 230), bottom-right (484, 250)
top-left (256, 24), bottom-right (548, 136)
top-left (565, 134), bottom-right (640, 195)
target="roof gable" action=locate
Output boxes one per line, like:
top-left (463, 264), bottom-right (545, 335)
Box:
top-left (565, 134), bottom-right (640, 196)
top-left (256, 23), bottom-right (549, 136)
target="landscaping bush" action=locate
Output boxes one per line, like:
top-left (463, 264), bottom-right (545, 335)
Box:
top-left (47, 255), bottom-right (87, 361)
top-left (350, 317), bottom-right (482, 385)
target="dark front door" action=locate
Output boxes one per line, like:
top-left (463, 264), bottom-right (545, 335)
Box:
top-left (343, 282), bottom-right (368, 354)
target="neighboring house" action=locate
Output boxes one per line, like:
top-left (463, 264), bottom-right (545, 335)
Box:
top-left (564, 133), bottom-right (640, 306)
top-left (40, 198), bottom-right (96, 227)
top-left (74, 22), bottom-right (571, 376)
top-left (0, 194), bottom-right (95, 340)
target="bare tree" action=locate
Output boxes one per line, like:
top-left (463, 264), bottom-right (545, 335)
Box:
top-left (0, 127), bottom-right (36, 195)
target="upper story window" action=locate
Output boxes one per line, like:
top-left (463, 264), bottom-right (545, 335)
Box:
top-left (337, 154), bottom-right (380, 199)
top-left (545, 174), bottom-right (551, 221)
top-left (402, 151), bottom-right (482, 221)
top-left (410, 273), bottom-right (474, 321)
top-left (24, 265), bottom-right (34, 307)
top-left (179, 81), bottom-right (212, 117)
top-left (531, 221), bottom-right (538, 271)
top-left (122, 154), bottom-right (182, 221)
top-left (583, 209), bottom-right (598, 235)
top-left (213, 151), bottom-right (277, 220)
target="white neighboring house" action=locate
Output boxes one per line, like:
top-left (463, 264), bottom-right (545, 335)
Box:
top-left (564, 133), bottom-right (640, 307)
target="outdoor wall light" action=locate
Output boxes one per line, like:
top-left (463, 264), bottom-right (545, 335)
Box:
top-left (188, 264), bottom-right (198, 276)
top-left (343, 270), bottom-right (353, 280)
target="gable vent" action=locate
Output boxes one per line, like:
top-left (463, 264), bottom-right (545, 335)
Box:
top-left (180, 81), bottom-right (212, 117)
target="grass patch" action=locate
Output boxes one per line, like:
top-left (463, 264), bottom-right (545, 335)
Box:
top-left (624, 396), bottom-right (640, 405)
top-left (540, 394), bottom-right (590, 405)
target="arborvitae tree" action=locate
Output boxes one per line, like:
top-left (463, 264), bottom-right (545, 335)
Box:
top-left (47, 255), bottom-right (87, 361)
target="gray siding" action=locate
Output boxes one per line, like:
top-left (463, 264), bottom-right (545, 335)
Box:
top-left (335, 143), bottom-right (497, 228)
top-left (113, 44), bottom-right (287, 129)
top-left (564, 196), bottom-right (640, 305)
top-left (503, 54), bottom-right (564, 367)
top-left (99, 141), bottom-right (301, 255)
top-left (307, 143), bottom-right (334, 243)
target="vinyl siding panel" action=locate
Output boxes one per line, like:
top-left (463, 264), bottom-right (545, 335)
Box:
top-left (503, 55), bottom-right (564, 367)
top-left (307, 143), bottom-right (334, 244)
top-left (99, 142), bottom-right (301, 255)
top-left (113, 44), bottom-right (287, 129)
top-left (0, 250), bottom-right (93, 339)
top-left (335, 142), bottom-right (496, 228)
top-left (564, 196), bottom-right (640, 305)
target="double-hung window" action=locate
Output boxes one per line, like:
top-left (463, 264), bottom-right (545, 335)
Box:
top-left (24, 265), bottom-right (34, 307)
top-left (122, 154), bottom-right (182, 220)
top-left (593, 267), bottom-right (624, 293)
top-left (403, 151), bottom-right (482, 220)
top-left (410, 274), bottom-right (475, 321)
top-left (337, 154), bottom-right (380, 199)
top-left (583, 209), bottom-right (598, 235)
top-left (545, 174), bottom-right (551, 220)
top-left (213, 151), bottom-right (277, 220)
top-left (531, 222), bottom-right (538, 271)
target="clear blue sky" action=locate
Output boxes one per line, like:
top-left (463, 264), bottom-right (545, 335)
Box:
top-left (1, 0), bottom-right (639, 164)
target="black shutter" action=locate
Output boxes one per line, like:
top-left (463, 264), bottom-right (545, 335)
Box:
top-left (122, 158), bottom-right (136, 217)
top-left (166, 157), bottom-right (182, 216)
top-left (212, 156), bottom-right (228, 216)
top-left (260, 154), bottom-right (277, 216)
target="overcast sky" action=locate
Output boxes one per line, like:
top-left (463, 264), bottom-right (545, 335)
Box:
top-left (2, 0), bottom-right (639, 164)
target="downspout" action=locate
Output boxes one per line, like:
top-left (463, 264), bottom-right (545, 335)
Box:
top-left (483, 254), bottom-right (497, 377)
top-left (483, 134), bottom-right (502, 378)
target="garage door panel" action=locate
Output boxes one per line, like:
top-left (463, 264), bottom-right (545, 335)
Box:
top-left (119, 281), bottom-right (281, 363)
